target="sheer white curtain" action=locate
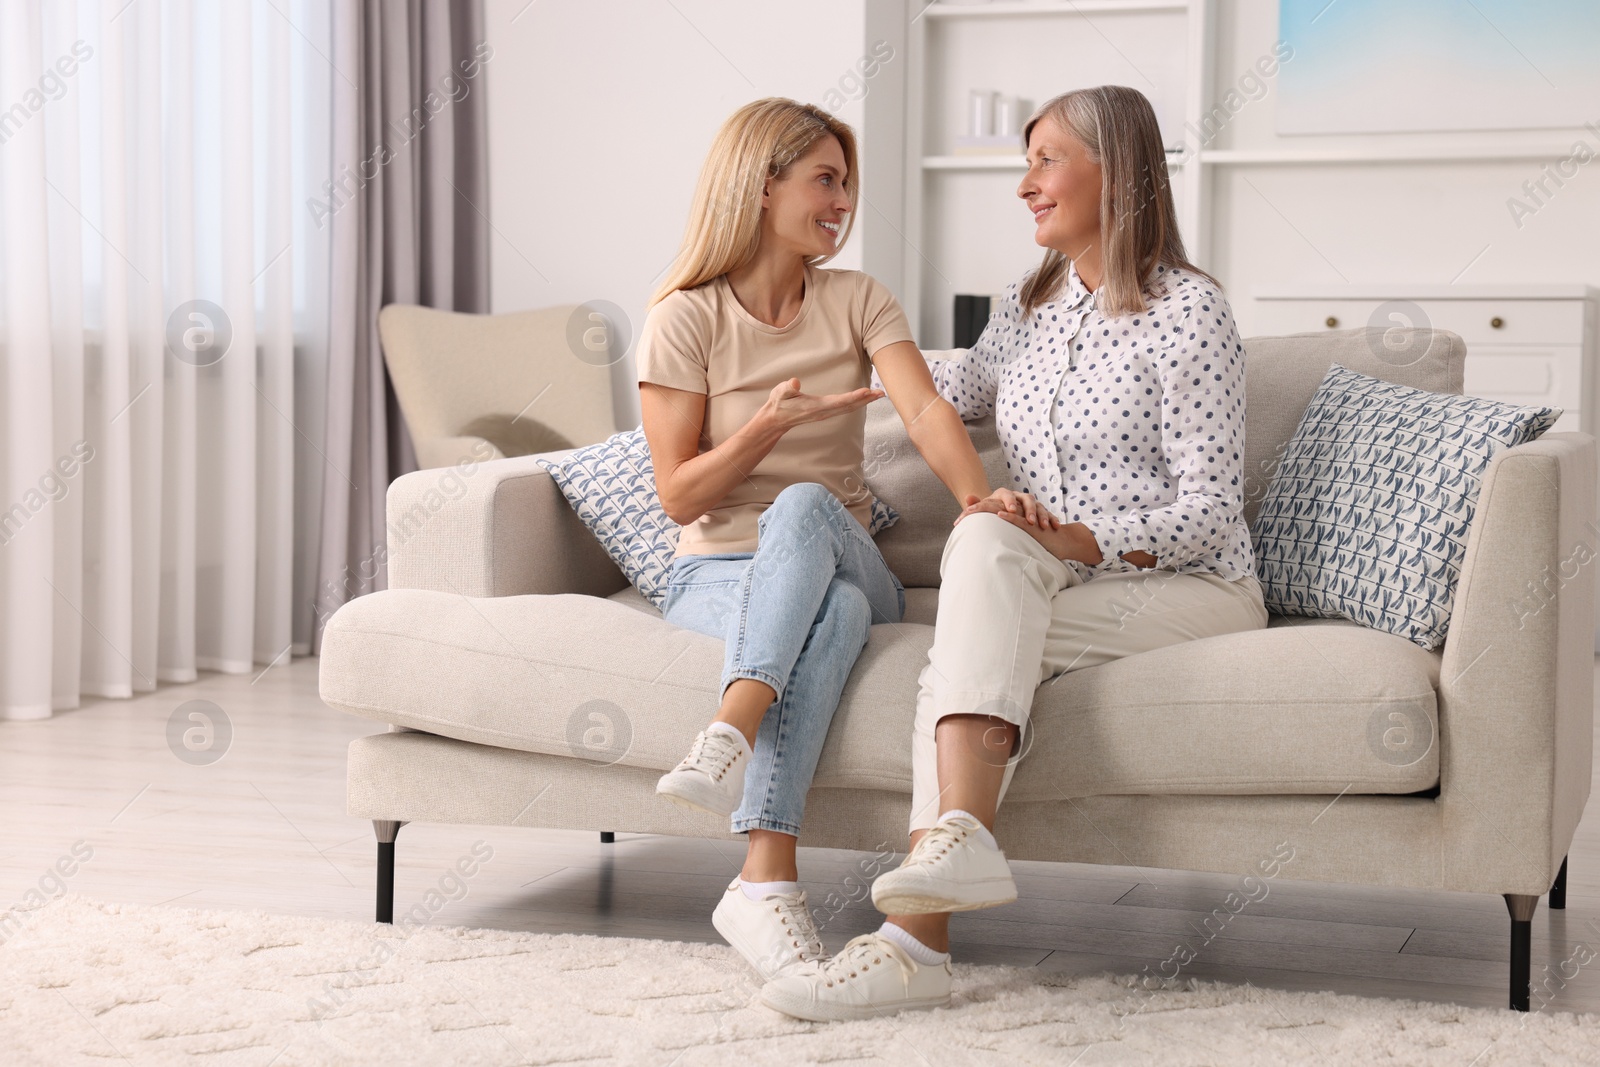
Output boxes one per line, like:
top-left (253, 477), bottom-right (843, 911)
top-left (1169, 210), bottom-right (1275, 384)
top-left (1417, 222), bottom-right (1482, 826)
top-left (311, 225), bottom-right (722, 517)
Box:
top-left (0, 0), bottom-right (333, 719)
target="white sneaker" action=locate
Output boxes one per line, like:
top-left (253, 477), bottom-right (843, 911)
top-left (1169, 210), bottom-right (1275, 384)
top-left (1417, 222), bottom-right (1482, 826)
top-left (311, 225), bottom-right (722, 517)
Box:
top-left (711, 879), bottom-right (827, 981)
top-left (760, 931), bottom-right (952, 1022)
top-left (655, 728), bottom-right (749, 817)
top-left (870, 812), bottom-right (1017, 915)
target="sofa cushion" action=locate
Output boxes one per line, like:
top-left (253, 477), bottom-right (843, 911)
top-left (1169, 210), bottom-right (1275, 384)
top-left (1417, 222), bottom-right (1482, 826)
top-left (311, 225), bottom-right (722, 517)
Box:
top-left (536, 429), bottom-right (681, 605)
top-left (606, 583), bottom-right (943, 627)
top-left (539, 428), bottom-right (900, 607)
top-left (320, 587), bottom-right (1442, 798)
top-left (1253, 363), bottom-right (1560, 650)
top-left (1239, 326), bottom-right (1466, 530)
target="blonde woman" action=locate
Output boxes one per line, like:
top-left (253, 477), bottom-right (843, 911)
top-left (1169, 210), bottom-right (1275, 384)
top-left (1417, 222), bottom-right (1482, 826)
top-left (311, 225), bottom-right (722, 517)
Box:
top-left (638, 98), bottom-right (1003, 982)
top-left (763, 86), bottom-right (1270, 1020)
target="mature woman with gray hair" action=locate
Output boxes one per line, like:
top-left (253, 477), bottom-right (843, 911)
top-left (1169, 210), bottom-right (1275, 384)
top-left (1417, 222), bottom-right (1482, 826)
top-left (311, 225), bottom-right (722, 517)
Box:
top-left (762, 85), bottom-right (1269, 1022)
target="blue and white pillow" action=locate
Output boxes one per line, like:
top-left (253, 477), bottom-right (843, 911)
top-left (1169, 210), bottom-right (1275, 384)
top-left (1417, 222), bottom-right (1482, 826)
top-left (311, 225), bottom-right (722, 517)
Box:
top-left (539, 428), bottom-right (899, 607)
top-left (1252, 363), bottom-right (1560, 650)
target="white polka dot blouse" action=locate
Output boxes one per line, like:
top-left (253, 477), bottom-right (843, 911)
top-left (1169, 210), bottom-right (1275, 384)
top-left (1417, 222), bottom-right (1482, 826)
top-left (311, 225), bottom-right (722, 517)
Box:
top-left (930, 259), bottom-right (1255, 582)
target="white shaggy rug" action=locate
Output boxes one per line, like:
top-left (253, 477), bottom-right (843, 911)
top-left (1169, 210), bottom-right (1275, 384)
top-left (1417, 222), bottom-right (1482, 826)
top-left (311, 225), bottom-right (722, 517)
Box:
top-left (0, 896), bottom-right (1594, 1066)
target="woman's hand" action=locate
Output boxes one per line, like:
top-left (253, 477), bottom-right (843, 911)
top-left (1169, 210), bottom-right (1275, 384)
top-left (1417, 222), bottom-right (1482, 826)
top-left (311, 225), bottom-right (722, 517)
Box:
top-left (642, 377), bottom-right (882, 528)
top-left (954, 488), bottom-right (1060, 529)
top-left (994, 510), bottom-right (1107, 565)
top-left (956, 489), bottom-right (1113, 566)
top-left (760, 378), bottom-right (883, 434)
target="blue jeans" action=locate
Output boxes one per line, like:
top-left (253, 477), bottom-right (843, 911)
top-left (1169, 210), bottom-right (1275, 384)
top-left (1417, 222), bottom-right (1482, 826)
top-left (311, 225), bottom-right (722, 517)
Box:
top-left (660, 482), bottom-right (905, 836)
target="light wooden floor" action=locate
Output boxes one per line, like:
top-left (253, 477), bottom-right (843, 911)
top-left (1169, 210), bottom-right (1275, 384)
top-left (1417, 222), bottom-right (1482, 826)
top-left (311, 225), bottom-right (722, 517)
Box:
top-left (4, 655), bottom-right (1599, 1018)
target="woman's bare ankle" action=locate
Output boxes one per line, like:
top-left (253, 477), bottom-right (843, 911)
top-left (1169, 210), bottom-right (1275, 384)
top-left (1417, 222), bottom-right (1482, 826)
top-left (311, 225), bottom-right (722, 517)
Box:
top-left (741, 828), bottom-right (799, 883)
top-left (715, 679), bottom-right (776, 747)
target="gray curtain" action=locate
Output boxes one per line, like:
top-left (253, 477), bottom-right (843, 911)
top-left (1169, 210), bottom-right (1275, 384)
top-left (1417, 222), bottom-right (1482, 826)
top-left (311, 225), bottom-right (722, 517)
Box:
top-left (306, 0), bottom-right (491, 653)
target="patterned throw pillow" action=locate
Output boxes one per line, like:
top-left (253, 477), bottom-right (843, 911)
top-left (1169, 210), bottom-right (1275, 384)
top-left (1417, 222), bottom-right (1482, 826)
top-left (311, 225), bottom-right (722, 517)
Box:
top-left (539, 428), bottom-right (899, 607)
top-left (1252, 363), bottom-right (1560, 650)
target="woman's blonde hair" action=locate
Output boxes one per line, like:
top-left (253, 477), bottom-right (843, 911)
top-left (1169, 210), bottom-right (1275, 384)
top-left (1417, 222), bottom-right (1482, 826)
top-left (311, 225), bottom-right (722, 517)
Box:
top-left (649, 98), bottom-right (858, 309)
top-left (1019, 85), bottom-right (1219, 319)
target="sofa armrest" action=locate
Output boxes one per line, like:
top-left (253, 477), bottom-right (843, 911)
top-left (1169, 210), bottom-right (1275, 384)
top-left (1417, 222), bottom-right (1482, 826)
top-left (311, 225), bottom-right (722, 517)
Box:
top-left (1438, 431), bottom-right (1597, 895)
top-left (386, 449), bottom-right (627, 598)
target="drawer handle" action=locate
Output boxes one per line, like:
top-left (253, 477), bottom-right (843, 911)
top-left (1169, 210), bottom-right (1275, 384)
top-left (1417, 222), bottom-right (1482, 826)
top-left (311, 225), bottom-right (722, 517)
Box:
top-left (1490, 316), bottom-right (1504, 329)
top-left (1325, 316), bottom-right (1339, 328)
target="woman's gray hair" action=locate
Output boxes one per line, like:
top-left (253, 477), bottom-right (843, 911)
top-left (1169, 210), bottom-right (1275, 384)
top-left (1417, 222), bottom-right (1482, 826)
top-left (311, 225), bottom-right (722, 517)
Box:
top-left (1019, 86), bottom-right (1221, 319)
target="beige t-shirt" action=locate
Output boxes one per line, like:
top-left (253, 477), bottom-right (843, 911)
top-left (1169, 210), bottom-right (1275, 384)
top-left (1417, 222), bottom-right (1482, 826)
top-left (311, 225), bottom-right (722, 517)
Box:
top-left (636, 264), bottom-right (915, 557)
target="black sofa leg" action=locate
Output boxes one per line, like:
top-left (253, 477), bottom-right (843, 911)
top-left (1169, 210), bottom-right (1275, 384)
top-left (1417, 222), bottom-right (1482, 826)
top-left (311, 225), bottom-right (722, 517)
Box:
top-left (1550, 856), bottom-right (1568, 910)
top-left (600, 831), bottom-right (615, 844)
top-left (373, 820), bottom-right (405, 924)
top-left (1505, 893), bottom-right (1538, 1011)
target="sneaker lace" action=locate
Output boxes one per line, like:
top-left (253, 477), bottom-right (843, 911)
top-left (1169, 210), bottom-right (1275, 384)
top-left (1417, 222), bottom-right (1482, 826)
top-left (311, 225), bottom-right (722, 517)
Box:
top-left (816, 933), bottom-right (914, 988)
top-left (678, 730), bottom-right (742, 780)
top-left (903, 816), bottom-right (979, 869)
top-left (769, 891), bottom-right (826, 965)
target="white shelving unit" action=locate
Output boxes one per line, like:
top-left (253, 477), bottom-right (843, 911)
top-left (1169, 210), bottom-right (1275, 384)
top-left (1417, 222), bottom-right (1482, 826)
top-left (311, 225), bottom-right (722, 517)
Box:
top-left (898, 0), bottom-right (1214, 346)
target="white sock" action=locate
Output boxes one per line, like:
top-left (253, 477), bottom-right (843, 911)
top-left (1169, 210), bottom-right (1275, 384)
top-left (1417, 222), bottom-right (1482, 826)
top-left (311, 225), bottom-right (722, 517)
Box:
top-left (943, 809), bottom-right (999, 851)
top-left (878, 921), bottom-right (950, 965)
top-left (740, 878), bottom-right (800, 901)
top-left (706, 721), bottom-right (750, 754)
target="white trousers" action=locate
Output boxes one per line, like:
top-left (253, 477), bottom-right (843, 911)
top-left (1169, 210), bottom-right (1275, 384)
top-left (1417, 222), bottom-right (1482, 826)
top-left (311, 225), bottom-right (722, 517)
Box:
top-left (908, 513), bottom-right (1269, 832)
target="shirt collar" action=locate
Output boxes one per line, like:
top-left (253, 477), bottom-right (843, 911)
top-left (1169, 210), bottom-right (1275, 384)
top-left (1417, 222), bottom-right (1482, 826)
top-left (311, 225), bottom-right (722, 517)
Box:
top-left (1064, 259), bottom-right (1095, 311)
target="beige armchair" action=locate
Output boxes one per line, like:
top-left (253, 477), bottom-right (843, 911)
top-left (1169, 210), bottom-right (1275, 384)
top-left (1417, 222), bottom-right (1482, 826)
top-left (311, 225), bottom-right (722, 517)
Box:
top-left (378, 303), bottom-right (619, 469)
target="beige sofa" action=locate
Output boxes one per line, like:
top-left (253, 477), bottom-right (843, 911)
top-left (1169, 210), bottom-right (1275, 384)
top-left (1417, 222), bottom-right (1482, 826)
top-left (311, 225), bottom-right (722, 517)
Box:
top-left (318, 326), bottom-right (1595, 1011)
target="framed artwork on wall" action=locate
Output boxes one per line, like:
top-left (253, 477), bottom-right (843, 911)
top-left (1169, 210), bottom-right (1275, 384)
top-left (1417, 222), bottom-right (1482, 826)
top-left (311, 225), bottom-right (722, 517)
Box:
top-left (1276, 0), bottom-right (1600, 135)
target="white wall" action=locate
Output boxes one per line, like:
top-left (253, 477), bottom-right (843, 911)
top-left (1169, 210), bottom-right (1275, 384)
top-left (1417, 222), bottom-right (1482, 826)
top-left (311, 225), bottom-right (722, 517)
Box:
top-left (483, 0), bottom-right (874, 427)
top-left (486, 0), bottom-right (1600, 398)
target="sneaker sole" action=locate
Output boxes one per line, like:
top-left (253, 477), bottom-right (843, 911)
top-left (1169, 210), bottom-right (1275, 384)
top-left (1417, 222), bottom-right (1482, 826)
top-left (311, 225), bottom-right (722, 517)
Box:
top-left (872, 879), bottom-right (1018, 916)
top-left (655, 779), bottom-right (738, 818)
top-left (759, 984), bottom-right (948, 1023)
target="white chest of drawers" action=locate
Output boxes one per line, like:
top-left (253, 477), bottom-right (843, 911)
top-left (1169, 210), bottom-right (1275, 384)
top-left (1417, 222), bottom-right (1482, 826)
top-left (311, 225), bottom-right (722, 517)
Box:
top-left (1250, 284), bottom-right (1600, 649)
top-left (1250, 284), bottom-right (1598, 434)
